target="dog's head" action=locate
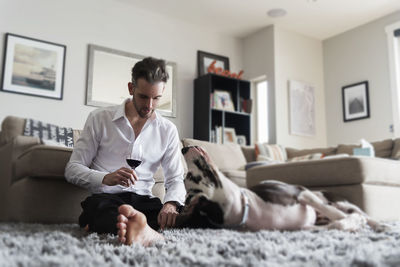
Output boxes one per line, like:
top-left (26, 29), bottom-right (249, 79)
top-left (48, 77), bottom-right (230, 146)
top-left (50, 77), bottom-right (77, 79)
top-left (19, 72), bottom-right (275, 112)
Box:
top-left (178, 146), bottom-right (228, 227)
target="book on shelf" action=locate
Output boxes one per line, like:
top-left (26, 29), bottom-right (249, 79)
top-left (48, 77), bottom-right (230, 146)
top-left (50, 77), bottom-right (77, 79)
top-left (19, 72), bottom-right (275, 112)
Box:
top-left (210, 129), bottom-right (216, 143)
top-left (214, 126), bottom-right (223, 144)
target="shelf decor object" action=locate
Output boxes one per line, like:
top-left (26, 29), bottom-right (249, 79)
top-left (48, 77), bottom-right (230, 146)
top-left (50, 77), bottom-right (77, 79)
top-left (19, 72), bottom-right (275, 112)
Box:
top-left (213, 90), bottom-right (235, 111)
top-left (236, 135), bottom-right (247, 145)
top-left (342, 81), bottom-right (370, 122)
top-left (223, 127), bottom-right (237, 144)
top-left (1, 33), bottom-right (66, 100)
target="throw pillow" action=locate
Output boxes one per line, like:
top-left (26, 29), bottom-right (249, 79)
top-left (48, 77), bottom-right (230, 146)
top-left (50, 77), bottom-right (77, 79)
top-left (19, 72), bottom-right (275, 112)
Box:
top-left (255, 143), bottom-right (287, 162)
top-left (23, 118), bottom-right (74, 148)
top-left (288, 153), bottom-right (323, 162)
top-left (392, 138), bottom-right (400, 160)
top-left (371, 139), bottom-right (394, 158)
top-left (182, 138), bottom-right (247, 171)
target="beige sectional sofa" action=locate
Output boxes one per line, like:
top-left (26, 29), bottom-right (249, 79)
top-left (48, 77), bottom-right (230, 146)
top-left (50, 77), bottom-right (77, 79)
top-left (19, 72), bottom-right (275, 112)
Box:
top-left (246, 139), bottom-right (400, 221)
top-left (1, 115), bottom-right (400, 223)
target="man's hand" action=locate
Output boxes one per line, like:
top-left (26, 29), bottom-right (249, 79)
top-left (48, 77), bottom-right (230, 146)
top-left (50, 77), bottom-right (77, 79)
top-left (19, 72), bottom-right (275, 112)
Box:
top-left (158, 202), bottom-right (179, 230)
top-left (102, 167), bottom-right (138, 187)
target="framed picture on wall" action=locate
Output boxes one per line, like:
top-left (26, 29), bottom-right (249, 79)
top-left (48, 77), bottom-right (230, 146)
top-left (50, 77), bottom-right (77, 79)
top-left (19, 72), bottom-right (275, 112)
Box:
top-left (1, 33), bottom-right (66, 100)
top-left (342, 81), bottom-right (370, 122)
top-left (197, 50), bottom-right (229, 77)
top-left (289, 80), bottom-right (316, 136)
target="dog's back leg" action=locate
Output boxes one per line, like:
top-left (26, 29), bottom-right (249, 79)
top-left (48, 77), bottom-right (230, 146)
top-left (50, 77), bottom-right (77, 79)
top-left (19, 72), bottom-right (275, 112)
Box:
top-left (297, 190), bottom-right (347, 221)
top-left (333, 201), bottom-right (390, 232)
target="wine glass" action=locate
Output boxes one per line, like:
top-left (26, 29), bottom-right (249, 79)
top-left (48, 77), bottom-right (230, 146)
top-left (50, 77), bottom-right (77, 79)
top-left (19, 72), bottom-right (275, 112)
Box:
top-left (126, 143), bottom-right (143, 169)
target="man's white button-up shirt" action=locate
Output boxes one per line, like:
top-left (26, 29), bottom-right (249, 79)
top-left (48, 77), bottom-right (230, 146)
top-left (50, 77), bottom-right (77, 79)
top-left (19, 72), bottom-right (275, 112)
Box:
top-left (65, 99), bottom-right (186, 205)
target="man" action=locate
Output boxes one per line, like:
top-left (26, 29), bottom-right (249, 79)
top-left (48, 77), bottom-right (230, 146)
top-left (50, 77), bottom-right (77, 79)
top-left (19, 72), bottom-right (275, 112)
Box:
top-left (65, 57), bottom-right (185, 237)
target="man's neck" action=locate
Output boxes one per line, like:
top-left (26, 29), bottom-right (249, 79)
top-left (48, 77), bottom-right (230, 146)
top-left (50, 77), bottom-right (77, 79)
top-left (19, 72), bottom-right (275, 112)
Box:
top-left (125, 102), bottom-right (148, 124)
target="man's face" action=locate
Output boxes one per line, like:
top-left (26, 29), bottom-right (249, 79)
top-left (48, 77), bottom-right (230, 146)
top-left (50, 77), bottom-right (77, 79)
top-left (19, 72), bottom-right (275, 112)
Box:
top-left (129, 78), bottom-right (165, 119)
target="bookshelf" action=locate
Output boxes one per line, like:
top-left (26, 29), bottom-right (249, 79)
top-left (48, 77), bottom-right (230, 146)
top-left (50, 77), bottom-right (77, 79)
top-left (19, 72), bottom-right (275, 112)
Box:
top-left (193, 73), bottom-right (251, 145)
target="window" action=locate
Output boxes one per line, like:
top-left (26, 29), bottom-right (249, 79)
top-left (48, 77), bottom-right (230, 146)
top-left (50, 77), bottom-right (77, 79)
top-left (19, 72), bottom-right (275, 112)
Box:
top-left (255, 79), bottom-right (269, 143)
top-left (385, 22), bottom-right (400, 136)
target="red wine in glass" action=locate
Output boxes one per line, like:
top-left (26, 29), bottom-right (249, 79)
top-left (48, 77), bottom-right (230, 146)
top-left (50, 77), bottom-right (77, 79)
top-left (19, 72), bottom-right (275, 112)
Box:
top-left (127, 144), bottom-right (143, 169)
top-left (126, 159), bottom-right (142, 169)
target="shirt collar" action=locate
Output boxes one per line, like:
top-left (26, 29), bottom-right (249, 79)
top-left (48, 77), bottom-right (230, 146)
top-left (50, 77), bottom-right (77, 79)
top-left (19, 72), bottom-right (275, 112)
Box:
top-left (112, 98), bottom-right (129, 121)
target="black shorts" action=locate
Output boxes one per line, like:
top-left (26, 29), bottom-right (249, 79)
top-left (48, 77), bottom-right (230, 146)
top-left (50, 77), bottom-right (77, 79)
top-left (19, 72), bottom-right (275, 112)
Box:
top-left (79, 192), bottom-right (163, 234)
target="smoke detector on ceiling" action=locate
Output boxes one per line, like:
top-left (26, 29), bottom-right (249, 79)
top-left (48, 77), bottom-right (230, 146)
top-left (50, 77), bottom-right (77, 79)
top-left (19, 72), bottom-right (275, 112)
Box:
top-left (267, 8), bottom-right (287, 18)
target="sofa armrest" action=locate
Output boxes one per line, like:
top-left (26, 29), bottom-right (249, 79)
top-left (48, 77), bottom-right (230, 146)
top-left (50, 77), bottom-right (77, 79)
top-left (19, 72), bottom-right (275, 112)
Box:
top-left (0, 135), bottom-right (40, 187)
top-left (10, 135), bottom-right (41, 160)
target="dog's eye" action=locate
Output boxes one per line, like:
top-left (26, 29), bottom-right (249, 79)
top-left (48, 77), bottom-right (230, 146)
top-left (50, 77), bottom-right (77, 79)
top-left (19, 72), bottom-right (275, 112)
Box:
top-left (185, 194), bottom-right (194, 205)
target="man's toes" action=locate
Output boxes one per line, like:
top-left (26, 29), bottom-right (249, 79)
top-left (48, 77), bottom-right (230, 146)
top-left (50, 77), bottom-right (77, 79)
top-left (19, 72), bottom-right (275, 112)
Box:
top-left (118, 228), bottom-right (126, 238)
top-left (118, 204), bottom-right (137, 218)
top-left (116, 222), bottom-right (127, 230)
top-left (118, 214), bottom-right (128, 223)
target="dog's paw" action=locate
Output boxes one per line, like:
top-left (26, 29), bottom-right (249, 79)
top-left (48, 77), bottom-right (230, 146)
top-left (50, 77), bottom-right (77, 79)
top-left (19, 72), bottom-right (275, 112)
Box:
top-left (371, 223), bottom-right (391, 232)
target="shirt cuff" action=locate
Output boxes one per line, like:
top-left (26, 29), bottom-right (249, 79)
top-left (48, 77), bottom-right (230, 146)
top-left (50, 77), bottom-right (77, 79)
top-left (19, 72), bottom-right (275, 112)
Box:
top-left (163, 186), bottom-right (185, 206)
top-left (89, 171), bottom-right (107, 191)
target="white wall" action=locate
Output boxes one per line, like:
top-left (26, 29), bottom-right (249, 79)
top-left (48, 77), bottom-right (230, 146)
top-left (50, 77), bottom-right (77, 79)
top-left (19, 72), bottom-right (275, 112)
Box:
top-left (243, 26), bottom-right (276, 145)
top-left (324, 11), bottom-right (400, 145)
top-left (274, 27), bottom-right (327, 149)
top-left (244, 25), bottom-right (327, 149)
top-left (0, 0), bottom-right (243, 139)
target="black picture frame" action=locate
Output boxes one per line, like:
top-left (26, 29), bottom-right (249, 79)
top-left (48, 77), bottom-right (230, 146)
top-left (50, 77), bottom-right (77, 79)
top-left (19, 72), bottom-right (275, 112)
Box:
top-left (1, 33), bottom-right (66, 100)
top-left (342, 81), bottom-right (370, 122)
top-left (197, 50), bottom-right (229, 77)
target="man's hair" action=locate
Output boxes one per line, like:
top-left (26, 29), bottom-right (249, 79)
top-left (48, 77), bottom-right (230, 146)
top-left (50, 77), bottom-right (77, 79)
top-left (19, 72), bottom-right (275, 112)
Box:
top-left (131, 57), bottom-right (169, 86)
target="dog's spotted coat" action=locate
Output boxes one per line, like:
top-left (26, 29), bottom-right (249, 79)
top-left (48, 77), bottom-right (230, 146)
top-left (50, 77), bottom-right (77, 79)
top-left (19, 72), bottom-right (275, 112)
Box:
top-left (177, 146), bottom-right (388, 232)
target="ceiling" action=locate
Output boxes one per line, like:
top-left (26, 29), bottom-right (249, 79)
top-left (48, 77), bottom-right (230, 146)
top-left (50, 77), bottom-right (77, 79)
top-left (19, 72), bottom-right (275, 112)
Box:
top-left (119, 0), bottom-right (400, 40)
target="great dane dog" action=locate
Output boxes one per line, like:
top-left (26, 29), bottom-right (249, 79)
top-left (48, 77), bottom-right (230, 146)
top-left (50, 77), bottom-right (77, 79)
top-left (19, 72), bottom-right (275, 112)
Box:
top-left (176, 146), bottom-right (388, 232)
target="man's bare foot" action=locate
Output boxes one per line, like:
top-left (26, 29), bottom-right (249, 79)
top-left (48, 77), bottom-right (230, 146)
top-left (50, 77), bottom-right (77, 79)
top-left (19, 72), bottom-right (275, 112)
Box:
top-left (116, 204), bottom-right (164, 247)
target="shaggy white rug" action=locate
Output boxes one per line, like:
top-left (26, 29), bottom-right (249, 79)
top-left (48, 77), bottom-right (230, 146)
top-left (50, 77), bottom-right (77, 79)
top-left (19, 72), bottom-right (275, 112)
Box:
top-left (1, 222), bottom-right (400, 266)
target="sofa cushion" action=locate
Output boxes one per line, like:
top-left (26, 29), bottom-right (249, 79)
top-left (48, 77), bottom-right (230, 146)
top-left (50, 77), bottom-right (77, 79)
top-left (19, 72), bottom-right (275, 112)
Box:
top-left (371, 139), bottom-right (393, 158)
top-left (255, 143), bottom-right (287, 162)
top-left (288, 153), bottom-right (324, 162)
top-left (14, 145), bottom-right (73, 182)
top-left (337, 140), bottom-right (394, 158)
top-left (392, 138), bottom-right (400, 159)
top-left (0, 116), bottom-right (25, 146)
top-left (220, 170), bottom-right (246, 187)
top-left (336, 144), bottom-right (359, 155)
top-left (182, 138), bottom-right (246, 171)
top-left (246, 156), bottom-right (400, 188)
top-left (286, 146), bottom-right (337, 159)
